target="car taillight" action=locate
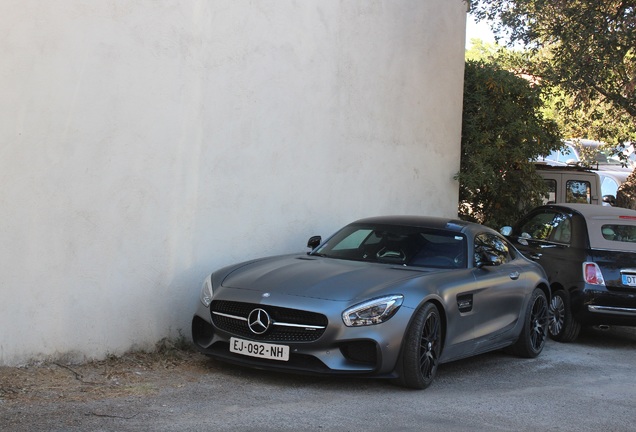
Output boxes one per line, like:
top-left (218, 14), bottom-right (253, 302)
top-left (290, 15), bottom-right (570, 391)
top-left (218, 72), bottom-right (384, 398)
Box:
top-left (583, 262), bottom-right (605, 285)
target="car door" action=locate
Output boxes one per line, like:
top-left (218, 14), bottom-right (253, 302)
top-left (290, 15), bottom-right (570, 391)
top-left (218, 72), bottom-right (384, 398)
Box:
top-left (469, 233), bottom-right (527, 350)
top-left (509, 209), bottom-right (579, 286)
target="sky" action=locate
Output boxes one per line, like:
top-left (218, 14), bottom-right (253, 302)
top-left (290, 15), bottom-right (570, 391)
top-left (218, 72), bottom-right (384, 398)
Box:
top-left (466, 14), bottom-right (496, 47)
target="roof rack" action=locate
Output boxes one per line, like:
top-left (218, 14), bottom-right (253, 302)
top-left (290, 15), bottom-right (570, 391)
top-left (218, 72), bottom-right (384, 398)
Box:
top-left (533, 162), bottom-right (599, 172)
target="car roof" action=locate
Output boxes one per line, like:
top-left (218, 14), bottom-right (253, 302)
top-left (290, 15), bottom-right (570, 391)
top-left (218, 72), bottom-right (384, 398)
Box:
top-left (540, 203), bottom-right (636, 218)
top-left (598, 170), bottom-right (631, 182)
top-left (351, 215), bottom-right (478, 234)
top-left (538, 204), bottom-right (636, 251)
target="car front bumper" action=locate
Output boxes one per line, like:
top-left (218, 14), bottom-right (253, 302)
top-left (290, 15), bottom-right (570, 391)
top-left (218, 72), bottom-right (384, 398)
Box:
top-left (191, 292), bottom-right (414, 378)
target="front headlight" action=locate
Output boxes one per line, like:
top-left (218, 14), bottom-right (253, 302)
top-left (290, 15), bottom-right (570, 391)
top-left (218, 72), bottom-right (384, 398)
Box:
top-left (199, 274), bottom-right (214, 307)
top-left (342, 295), bottom-right (404, 327)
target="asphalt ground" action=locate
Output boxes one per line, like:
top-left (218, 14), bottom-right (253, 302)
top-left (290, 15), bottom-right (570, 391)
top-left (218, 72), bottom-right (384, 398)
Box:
top-left (1, 325), bottom-right (635, 432)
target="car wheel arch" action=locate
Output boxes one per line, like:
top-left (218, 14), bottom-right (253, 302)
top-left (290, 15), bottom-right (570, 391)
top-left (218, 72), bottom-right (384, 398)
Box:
top-left (548, 286), bottom-right (582, 342)
top-left (509, 287), bottom-right (549, 357)
top-left (392, 301), bottom-right (445, 389)
top-left (421, 298), bottom-right (447, 344)
top-left (549, 281), bottom-right (566, 296)
top-left (537, 282), bottom-right (550, 302)
top-left (400, 297), bottom-right (448, 353)
top-left (550, 281), bottom-right (580, 296)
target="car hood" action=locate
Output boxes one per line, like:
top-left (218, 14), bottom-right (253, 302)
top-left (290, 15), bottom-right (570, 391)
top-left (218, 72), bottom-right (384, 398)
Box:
top-left (220, 254), bottom-right (428, 302)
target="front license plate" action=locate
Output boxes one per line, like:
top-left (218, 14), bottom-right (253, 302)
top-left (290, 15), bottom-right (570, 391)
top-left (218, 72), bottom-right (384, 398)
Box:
top-left (622, 274), bottom-right (636, 287)
top-left (230, 337), bottom-right (290, 361)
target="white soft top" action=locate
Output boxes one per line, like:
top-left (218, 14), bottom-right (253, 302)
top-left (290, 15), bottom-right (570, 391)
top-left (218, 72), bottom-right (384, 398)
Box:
top-left (563, 204), bottom-right (636, 252)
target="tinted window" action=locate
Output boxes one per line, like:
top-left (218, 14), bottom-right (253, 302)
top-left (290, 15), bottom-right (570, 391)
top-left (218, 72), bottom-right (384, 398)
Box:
top-left (332, 229), bottom-right (374, 250)
top-left (551, 216), bottom-right (571, 243)
top-left (566, 180), bottom-right (591, 204)
top-left (519, 211), bottom-right (571, 243)
top-left (520, 212), bottom-right (558, 240)
top-left (313, 224), bottom-right (467, 268)
top-left (474, 233), bottom-right (513, 266)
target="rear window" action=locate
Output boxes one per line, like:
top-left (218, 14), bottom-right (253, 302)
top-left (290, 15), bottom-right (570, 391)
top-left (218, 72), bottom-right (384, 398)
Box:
top-left (601, 225), bottom-right (636, 243)
top-left (566, 180), bottom-right (591, 204)
top-left (587, 217), bottom-right (636, 252)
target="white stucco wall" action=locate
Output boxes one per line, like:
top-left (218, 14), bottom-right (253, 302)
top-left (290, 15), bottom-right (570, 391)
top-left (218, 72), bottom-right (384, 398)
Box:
top-left (0, 0), bottom-right (466, 365)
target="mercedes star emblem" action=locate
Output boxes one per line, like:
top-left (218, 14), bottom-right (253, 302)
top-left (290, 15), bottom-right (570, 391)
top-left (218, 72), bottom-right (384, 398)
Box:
top-left (247, 308), bottom-right (271, 335)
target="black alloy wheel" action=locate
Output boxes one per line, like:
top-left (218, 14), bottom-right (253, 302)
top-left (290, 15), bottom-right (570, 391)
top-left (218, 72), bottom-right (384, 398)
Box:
top-left (530, 291), bottom-right (548, 353)
top-left (394, 302), bottom-right (442, 389)
top-left (510, 288), bottom-right (548, 357)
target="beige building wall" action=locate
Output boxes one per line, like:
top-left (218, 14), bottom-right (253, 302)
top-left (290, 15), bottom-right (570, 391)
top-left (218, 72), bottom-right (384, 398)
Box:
top-left (0, 0), bottom-right (467, 365)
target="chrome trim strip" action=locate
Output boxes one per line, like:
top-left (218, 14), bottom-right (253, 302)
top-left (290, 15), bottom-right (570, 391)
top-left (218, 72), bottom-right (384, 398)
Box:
top-left (273, 322), bottom-right (326, 330)
top-left (620, 268), bottom-right (636, 275)
top-left (212, 311), bottom-right (325, 329)
top-left (212, 311), bottom-right (247, 321)
top-left (588, 305), bottom-right (636, 316)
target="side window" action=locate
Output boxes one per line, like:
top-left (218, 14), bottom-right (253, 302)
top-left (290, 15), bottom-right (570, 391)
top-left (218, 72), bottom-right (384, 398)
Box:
top-left (601, 176), bottom-right (619, 197)
top-left (601, 224), bottom-right (636, 242)
top-left (474, 233), bottom-right (513, 266)
top-left (561, 146), bottom-right (579, 163)
top-left (520, 211), bottom-right (559, 241)
top-left (549, 214), bottom-right (572, 244)
top-left (543, 179), bottom-right (556, 204)
top-left (544, 149), bottom-right (559, 163)
top-left (566, 180), bottom-right (591, 204)
top-left (519, 211), bottom-right (571, 243)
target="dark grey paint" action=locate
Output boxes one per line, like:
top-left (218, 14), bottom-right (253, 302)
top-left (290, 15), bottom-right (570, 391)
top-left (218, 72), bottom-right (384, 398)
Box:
top-left (192, 216), bottom-right (550, 380)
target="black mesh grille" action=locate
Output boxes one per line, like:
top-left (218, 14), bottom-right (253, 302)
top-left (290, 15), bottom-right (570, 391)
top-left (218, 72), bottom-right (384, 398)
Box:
top-left (211, 300), bottom-right (328, 342)
top-left (339, 341), bottom-right (378, 365)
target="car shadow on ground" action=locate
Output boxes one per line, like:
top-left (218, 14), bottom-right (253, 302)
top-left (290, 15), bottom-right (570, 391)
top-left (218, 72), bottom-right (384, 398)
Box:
top-left (198, 346), bottom-right (533, 392)
top-left (199, 325), bottom-right (636, 392)
top-left (575, 325), bottom-right (636, 348)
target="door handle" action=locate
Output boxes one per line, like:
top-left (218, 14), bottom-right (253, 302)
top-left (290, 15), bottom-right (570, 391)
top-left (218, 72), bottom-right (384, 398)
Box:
top-left (529, 253), bottom-right (542, 260)
top-left (509, 271), bottom-right (520, 280)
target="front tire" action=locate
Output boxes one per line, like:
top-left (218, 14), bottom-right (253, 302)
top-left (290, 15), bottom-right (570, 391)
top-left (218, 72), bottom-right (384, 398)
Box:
top-left (548, 289), bottom-right (581, 342)
top-left (394, 302), bottom-right (442, 389)
top-left (511, 288), bottom-right (548, 357)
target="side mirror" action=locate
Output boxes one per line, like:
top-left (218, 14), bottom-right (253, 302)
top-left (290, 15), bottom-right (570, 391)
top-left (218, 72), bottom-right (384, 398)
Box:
top-left (307, 235), bottom-right (321, 250)
top-left (500, 226), bottom-right (513, 237)
top-left (603, 195), bottom-right (616, 206)
top-left (474, 250), bottom-right (501, 268)
top-left (474, 251), bottom-right (488, 269)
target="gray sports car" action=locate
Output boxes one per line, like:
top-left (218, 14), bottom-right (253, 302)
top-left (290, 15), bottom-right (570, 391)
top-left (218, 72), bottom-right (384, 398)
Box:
top-left (192, 216), bottom-right (550, 389)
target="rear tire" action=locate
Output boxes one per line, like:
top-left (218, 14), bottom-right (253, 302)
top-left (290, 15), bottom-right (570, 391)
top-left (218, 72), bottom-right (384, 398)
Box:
top-left (510, 288), bottom-right (548, 357)
top-left (393, 302), bottom-right (442, 389)
top-left (548, 289), bottom-right (581, 342)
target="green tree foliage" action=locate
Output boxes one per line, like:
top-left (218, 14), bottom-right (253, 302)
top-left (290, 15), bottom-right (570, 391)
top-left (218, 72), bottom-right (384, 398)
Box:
top-left (465, 39), bottom-right (500, 62)
top-left (471, 0), bottom-right (636, 145)
top-left (458, 61), bottom-right (561, 227)
top-left (543, 88), bottom-right (636, 149)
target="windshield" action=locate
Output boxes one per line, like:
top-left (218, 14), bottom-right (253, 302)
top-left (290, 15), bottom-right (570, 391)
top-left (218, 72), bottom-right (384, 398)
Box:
top-left (312, 223), bottom-right (467, 268)
top-left (591, 149), bottom-right (624, 166)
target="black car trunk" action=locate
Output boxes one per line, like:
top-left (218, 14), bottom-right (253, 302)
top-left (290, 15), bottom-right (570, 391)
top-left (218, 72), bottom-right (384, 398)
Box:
top-left (591, 249), bottom-right (636, 291)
